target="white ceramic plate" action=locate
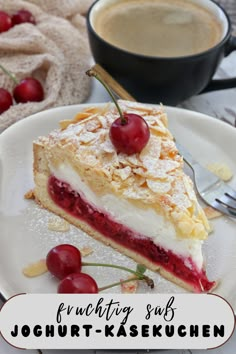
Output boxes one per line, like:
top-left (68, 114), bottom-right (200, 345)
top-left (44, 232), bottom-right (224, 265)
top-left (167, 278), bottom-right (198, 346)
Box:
top-left (0, 104), bottom-right (236, 309)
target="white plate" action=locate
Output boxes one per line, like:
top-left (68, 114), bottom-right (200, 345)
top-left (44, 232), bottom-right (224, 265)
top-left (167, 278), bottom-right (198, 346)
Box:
top-left (0, 104), bottom-right (236, 309)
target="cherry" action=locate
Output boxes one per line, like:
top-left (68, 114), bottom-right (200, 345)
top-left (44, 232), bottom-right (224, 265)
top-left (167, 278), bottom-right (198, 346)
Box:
top-left (46, 244), bottom-right (82, 280)
top-left (86, 69), bottom-right (150, 155)
top-left (0, 11), bottom-right (12, 33)
top-left (45, 243), bottom-right (154, 293)
top-left (0, 88), bottom-right (13, 114)
top-left (13, 78), bottom-right (44, 103)
top-left (12, 10), bottom-right (36, 26)
top-left (109, 113), bottom-right (150, 154)
top-left (58, 273), bottom-right (98, 294)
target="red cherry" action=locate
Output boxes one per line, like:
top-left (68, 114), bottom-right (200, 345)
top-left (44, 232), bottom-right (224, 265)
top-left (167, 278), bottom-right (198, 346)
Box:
top-left (58, 273), bottom-right (99, 294)
top-left (109, 113), bottom-right (150, 155)
top-left (13, 77), bottom-right (44, 103)
top-left (12, 10), bottom-right (36, 25)
top-left (46, 244), bottom-right (82, 280)
top-left (0, 11), bottom-right (12, 33)
top-left (0, 88), bottom-right (13, 114)
top-left (86, 70), bottom-right (150, 155)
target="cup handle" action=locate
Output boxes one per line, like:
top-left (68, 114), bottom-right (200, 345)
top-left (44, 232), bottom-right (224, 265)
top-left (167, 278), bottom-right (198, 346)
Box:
top-left (201, 35), bottom-right (236, 93)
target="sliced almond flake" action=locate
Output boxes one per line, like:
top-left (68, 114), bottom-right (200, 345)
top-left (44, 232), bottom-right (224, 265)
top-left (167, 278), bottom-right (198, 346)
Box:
top-left (123, 176), bottom-right (136, 186)
top-left (142, 159), bottom-right (179, 179)
top-left (101, 139), bottom-right (116, 154)
top-left (118, 99), bottom-right (156, 113)
top-left (177, 220), bottom-right (194, 235)
top-left (117, 154), bottom-right (132, 166)
top-left (48, 216), bottom-right (70, 232)
top-left (59, 113), bottom-right (92, 130)
top-left (23, 259), bottom-right (48, 278)
top-left (111, 180), bottom-right (122, 190)
top-left (170, 193), bottom-right (192, 210)
top-left (79, 152), bottom-right (98, 167)
top-left (78, 132), bottom-right (96, 144)
top-left (159, 112), bottom-right (168, 126)
top-left (144, 116), bottom-right (158, 125)
top-left (197, 206), bottom-right (210, 231)
top-left (203, 206), bottom-right (222, 220)
top-left (73, 125), bottom-right (84, 136)
top-left (84, 107), bottom-right (100, 114)
top-left (85, 119), bottom-right (101, 132)
top-left (141, 157), bottom-right (158, 173)
top-left (125, 154), bottom-right (141, 166)
top-left (59, 119), bottom-right (72, 130)
top-left (135, 175), bottom-right (146, 186)
top-left (206, 163), bottom-right (233, 182)
top-left (114, 166), bottom-right (132, 181)
top-left (147, 179), bottom-right (171, 194)
top-left (155, 159), bottom-right (179, 172)
top-left (101, 167), bottom-right (114, 181)
top-left (24, 189), bottom-right (35, 200)
top-left (159, 195), bottom-right (174, 211)
top-left (73, 112), bottom-right (92, 122)
top-left (102, 153), bottom-right (120, 168)
top-left (161, 140), bottom-right (177, 156)
top-left (123, 186), bottom-right (154, 201)
top-left (120, 276), bottom-right (138, 294)
top-left (80, 246), bottom-right (94, 257)
top-left (98, 115), bottom-right (109, 128)
top-left (192, 223), bottom-right (206, 239)
top-left (58, 125), bottom-right (83, 140)
top-left (133, 167), bottom-right (147, 177)
top-left (140, 136), bottom-right (161, 160)
top-left (183, 175), bottom-right (196, 201)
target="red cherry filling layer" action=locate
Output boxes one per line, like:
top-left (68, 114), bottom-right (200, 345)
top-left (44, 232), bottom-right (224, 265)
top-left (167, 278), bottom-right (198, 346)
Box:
top-left (48, 176), bottom-right (215, 293)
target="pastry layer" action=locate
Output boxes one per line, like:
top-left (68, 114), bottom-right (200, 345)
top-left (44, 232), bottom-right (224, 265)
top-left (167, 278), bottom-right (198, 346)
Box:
top-left (49, 162), bottom-right (204, 269)
top-left (35, 101), bottom-right (210, 241)
top-left (33, 101), bottom-right (215, 293)
top-left (41, 173), bottom-right (214, 293)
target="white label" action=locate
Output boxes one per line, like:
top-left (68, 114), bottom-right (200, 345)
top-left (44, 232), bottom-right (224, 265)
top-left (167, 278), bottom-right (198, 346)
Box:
top-left (0, 294), bottom-right (235, 349)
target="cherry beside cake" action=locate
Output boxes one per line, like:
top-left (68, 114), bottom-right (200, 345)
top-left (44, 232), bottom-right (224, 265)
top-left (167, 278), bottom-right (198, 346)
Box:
top-left (33, 100), bottom-right (216, 293)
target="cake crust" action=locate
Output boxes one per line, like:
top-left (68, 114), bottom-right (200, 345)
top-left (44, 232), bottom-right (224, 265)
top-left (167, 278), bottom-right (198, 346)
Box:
top-left (34, 101), bottom-right (210, 241)
top-left (34, 166), bottom-right (201, 293)
top-left (33, 102), bottom-right (215, 293)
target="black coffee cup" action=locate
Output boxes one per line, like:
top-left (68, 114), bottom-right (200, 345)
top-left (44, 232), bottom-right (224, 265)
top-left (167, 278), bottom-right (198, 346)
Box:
top-left (87, 0), bottom-right (236, 105)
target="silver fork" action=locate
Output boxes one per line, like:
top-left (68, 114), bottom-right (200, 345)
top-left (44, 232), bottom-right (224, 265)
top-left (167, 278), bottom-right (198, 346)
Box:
top-left (176, 142), bottom-right (236, 217)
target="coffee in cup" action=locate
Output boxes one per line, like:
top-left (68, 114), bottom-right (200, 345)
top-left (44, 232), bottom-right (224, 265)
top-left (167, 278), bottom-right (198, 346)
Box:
top-left (93, 0), bottom-right (224, 57)
top-left (87, 0), bottom-right (236, 105)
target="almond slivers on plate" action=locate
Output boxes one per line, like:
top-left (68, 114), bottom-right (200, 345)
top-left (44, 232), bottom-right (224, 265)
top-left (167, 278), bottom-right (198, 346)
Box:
top-left (206, 163), bottom-right (233, 182)
top-left (23, 259), bottom-right (48, 277)
top-left (204, 206), bottom-right (222, 220)
top-left (120, 276), bottom-right (139, 293)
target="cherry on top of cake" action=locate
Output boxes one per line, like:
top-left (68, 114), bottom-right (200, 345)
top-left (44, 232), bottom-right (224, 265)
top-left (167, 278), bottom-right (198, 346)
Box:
top-left (36, 100), bottom-right (210, 240)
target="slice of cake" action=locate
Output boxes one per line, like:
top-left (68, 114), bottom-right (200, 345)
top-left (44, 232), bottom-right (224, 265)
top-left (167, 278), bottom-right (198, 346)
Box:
top-left (33, 100), bottom-right (215, 293)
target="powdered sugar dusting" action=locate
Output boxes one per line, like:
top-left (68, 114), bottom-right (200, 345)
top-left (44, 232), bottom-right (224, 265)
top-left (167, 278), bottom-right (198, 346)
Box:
top-left (35, 100), bottom-right (209, 240)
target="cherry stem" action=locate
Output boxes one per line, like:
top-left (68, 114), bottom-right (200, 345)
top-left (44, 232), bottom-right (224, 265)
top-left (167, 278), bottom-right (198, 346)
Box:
top-left (86, 69), bottom-right (127, 124)
top-left (99, 276), bottom-right (139, 292)
top-left (0, 64), bottom-right (18, 84)
top-left (82, 261), bottom-right (154, 288)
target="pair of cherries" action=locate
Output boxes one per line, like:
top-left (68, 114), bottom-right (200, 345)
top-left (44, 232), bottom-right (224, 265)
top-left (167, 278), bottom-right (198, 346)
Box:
top-left (46, 244), bottom-right (98, 294)
top-left (0, 9), bottom-right (36, 33)
top-left (46, 244), bottom-right (154, 293)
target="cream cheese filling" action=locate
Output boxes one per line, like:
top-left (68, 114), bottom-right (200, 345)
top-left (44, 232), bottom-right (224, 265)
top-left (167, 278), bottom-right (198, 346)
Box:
top-left (49, 162), bottom-right (203, 270)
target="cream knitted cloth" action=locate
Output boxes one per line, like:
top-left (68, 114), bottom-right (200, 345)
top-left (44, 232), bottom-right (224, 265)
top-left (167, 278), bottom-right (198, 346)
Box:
top-left (0, 0), bottom-right (94, 131)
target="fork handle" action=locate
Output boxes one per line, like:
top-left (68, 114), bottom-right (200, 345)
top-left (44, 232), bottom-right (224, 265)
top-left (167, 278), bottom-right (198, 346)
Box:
top-left (175, 142), bottom-right (199, 169)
